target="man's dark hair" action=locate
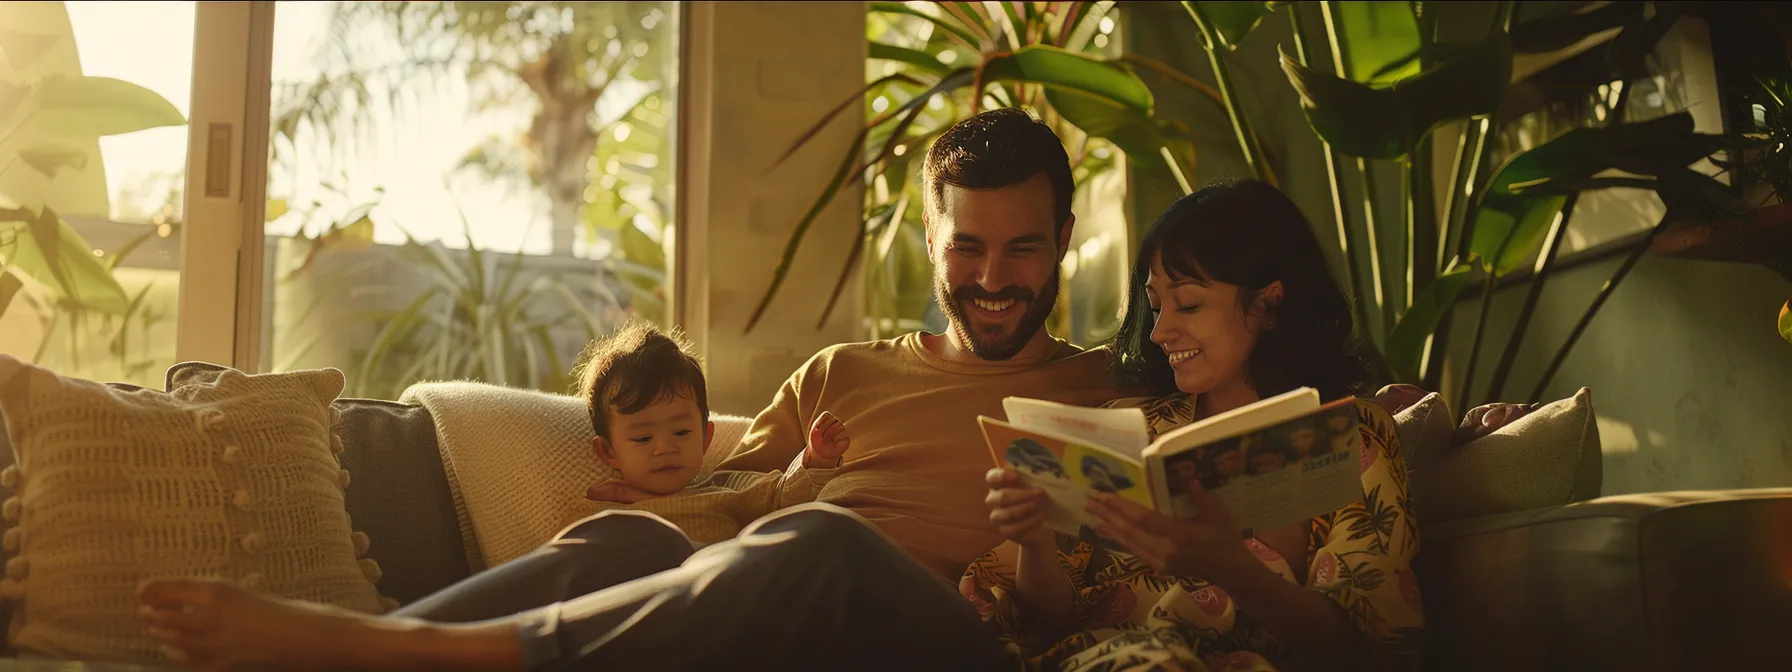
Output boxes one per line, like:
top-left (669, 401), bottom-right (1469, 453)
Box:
top-left (923, 107), bottom-right (1074, 233)
top-left (574, 319), bottom-right (709, 440)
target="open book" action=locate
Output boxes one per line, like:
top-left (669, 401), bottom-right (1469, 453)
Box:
top-left (978, 388), bottom-right (1363, 538)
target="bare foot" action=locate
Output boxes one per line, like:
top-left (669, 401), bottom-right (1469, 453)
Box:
top-left (138, 578), bottom-right (378, 670)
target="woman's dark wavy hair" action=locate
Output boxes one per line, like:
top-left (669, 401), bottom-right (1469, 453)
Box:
top-left (1110, 179), bottom-right (1368, 402)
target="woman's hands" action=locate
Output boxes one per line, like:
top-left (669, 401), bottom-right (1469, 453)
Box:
top-left (984, 468), bottom-right (1055, 548)
top-left (1085, 488), bottom-right (1255, 581)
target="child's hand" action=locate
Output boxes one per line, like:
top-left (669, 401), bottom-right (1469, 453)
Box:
top-left (803, 411), bottom-right (849, 468)
top-left (985, 468), bottom-right (1054, 549)
top-left (586, 481), bottom-right (657, 504)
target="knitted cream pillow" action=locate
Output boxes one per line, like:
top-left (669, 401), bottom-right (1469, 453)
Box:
top-left (1408, 387), bottom-right (1603, 523)
top-left (0, 356), bottom-right (388, 662)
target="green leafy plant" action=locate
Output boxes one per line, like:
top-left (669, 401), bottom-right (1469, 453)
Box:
top-left (334, 214), bottom-right (625, 400)
top-left (1, 10), bottom-right (186, 362)
top-left (1179, 1), bottom-right (1755, 410)
top-left (747, 1), bottom-right (1254, 335)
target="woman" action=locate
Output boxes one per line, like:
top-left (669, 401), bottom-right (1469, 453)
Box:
top-left (964, 179), bottom-right (1423, 671)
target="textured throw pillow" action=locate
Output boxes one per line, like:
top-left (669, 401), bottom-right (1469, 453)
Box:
top-left (0, 356), bottom-right (388, 662)
top-left (1393, 392), bottom-right (1456, 475)
top-left (1409, 387), bottom-right (1603, 524)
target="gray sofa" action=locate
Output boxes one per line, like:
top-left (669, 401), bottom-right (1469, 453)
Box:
top-left (2, 361), bottom-right (1790, 670)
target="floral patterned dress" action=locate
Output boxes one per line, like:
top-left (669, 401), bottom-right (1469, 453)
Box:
top-left (959, 396), bottom-right (1424, 672)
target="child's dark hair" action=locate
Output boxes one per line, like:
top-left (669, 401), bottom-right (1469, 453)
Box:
top-left (574, 320), bottom-right (709, 440)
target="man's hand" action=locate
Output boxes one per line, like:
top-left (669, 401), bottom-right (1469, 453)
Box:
top-left (985, 468), bottom-right (1055, 549)
top-left (803, 411), bottom-right (849, 469)
top-left (586, 481), bottom-right (658, 504)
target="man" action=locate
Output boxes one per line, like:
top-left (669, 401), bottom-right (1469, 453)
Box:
top-left (133, 108), bottom-right (1118, 671)
top-left (718, 106), bottom-right (1117, 576)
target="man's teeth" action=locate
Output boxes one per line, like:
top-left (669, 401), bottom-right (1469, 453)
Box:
top-left (1166, 349), bottom-right (1201, 364)
top-left (972, 298), bottom-right (1016, 312)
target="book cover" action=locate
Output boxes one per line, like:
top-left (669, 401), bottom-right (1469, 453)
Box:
top-left (1150, 398), bottom-right (1362, 534)
top-left (981, 390), bottom-right (1367, 540)
top-left (979, 417), bottom-right (1153, 538)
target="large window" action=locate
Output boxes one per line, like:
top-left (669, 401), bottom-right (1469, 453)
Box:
top-left (257, 1), bottom-right (679, 398)
top-left (0, 2), bottom-right (193, 388)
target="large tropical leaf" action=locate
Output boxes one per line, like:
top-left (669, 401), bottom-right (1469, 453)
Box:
top-left (1510, 1), bottom-right (1637, 54)
top-left (0, 205), bottom-right (129, 313)
top-left (982, 45), bottom-right (1154, 114)
top-left (870, 41), bottom-right (951, 76)
top-left (1386, 263), bottom-right (1477, 382)
top-left (31, 75), bottom-right (186, 139)
top-left (1044, 87), bottom-right (1190, 174)
top-left (1333, 1), bottom-right (1423, 84)
top-left (1183, 1), bottom-right (1272, 52)
top-left (1468, 112), bottom-right (1728, 274)
top-left (1280, 30), bottom-right (1512, 160)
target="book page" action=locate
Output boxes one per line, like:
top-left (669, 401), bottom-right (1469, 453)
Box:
top-left (1148, 398), bottom-right (1363, 535)
top-left (1002, 397), bottom-right (1151, 458)
top-left (979, 417), bottom-right (1155, 538)
top-left (1144, 387), bottom-right (1319, 459)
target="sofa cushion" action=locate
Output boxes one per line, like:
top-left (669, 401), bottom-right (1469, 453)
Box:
top-left (1409, 387), bottom-right (1602, 524)
top-left (0, 356), bottom-right (384, 662)
top-left (1415, 488), bottom-right (1792, 671)
top-left (166, 362), bottom-right (470, 606)
top-left (1392, 392), bottom-right (1455, 475)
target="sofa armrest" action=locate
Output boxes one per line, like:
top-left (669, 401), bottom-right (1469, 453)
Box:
top-left (1416, 488), bottom-right (1792, 672)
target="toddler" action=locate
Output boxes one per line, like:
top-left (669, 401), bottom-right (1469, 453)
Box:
top-left (574, 320), bottom-right (848, 544)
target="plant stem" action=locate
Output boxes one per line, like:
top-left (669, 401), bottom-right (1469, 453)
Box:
top-left (1442, 118), bottom-right (1491, 263)
top-left (1408, 138), bottom-right (1439, 317)
top-left (1360, 158), bottom-right (1394, 339)
top-left (1182, 1), bottom-right (1269, 183)
top-left (1319, 2), bottom-right (1393, 342)
top-left (1457, 258), bottom-right (1497, 410)
top-left (1485, 193), bottom-right (1579, 405)
top-left (1527, 214), bottom-right (1668, 403)
top-left (1517, 19), bottom-right (1643, 401)
top-left (1427, 118), bottom-right (1490, 392)
top-left (1288, 4), bottom-right (1374, 339)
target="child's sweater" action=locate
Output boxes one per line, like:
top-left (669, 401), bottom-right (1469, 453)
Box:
top-left (593, 453), bottom-right (836, 544)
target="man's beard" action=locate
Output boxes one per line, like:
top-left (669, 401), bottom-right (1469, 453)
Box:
top-left (935, 268), bottom-right (1060, 361)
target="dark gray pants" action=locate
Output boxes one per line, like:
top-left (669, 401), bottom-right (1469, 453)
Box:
top-left (394, 503), bottom-right (1004, 671)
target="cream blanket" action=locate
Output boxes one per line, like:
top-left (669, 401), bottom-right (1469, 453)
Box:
top-left (401, 381), bottom-right (750, 571)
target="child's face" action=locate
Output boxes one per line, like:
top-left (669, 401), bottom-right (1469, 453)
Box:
top-left (1288, 427), bottom-right (1319, 455)
top-left (1250, 451), bottom-right (1285, 475)
top-left (593, 393), bottom-right (712, 496)
top-left (1214, 447), bottom-right (1245, 478)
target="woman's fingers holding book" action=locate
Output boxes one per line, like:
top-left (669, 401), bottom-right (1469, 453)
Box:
top-left (986, 467), bottom-right (1028, 488)
top-left (1087, 499), bottom-right (1174, 572)
top-left (985, 481), bottom-right (1045, 510)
